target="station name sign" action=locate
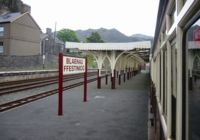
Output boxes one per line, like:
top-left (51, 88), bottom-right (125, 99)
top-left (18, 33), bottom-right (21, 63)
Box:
top-left (58, 53), bottom-right (88, 116)
top-left (63, 56), bottom-right (86, 74)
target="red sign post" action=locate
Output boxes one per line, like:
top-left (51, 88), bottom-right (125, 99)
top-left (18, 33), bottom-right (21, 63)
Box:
top-left (83, 57), bottom-right (87, 102)
top-left (58, 53), bottom-right (63, 116)
top-left (58, 53), bottom-right (87, 116)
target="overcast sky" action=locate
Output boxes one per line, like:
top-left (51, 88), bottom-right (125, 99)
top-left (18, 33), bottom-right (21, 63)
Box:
top-left (22, 0), bottom-right (159, 36)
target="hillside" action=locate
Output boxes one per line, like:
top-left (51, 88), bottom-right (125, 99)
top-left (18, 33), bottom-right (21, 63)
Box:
top-left (75, 28), bottom-right (153, 43)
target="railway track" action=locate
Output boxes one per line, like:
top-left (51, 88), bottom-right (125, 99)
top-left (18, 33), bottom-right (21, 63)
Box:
top-left (0, 74), bottom-right (106, 112)
top-left (0, 72), bottom-right (97, 96)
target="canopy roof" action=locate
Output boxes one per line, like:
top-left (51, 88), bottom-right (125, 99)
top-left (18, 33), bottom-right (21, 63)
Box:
top-left (66, 41), bottom-right (151, 51)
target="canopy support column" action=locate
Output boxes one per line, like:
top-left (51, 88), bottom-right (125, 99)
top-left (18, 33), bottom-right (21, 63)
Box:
top-left (91, 51), bottom-right (105, 89)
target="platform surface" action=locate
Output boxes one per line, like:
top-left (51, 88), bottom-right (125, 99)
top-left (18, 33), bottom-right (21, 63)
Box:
top-left (0, 73), bottom-right (149, 140)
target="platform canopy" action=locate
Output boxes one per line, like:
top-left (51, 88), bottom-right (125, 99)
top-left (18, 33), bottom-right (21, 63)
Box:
top-left (66, 41), bottom-right (151, 62)
top-left (66, 41), bottom-right (150, 50)
top-left (65, 41), bottom-right (151, 89)
top-left (66, 41), bottom-right (151, 78)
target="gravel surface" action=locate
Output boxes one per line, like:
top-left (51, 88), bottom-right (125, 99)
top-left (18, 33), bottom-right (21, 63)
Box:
top-left (0, 75), bottom-right (97, 105)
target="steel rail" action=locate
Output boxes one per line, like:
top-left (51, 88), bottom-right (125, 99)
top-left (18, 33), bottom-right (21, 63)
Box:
top-left (0, 72), bottom-right (97, 96)
top-left (0, 72), bottom-right (94, 87)
top-left (0, 75), bottom-right (106, 112)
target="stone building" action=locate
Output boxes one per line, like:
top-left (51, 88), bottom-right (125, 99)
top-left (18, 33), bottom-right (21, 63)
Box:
top-left (0, 12), bottom-right (41, 56)
top-left (40, 28), bottom-right (65, 56)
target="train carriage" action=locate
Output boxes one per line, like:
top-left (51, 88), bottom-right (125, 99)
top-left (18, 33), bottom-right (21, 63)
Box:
top-left (150, 0), bottom-right (200, 140)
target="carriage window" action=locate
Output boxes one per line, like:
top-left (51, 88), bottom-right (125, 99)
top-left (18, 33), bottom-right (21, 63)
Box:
top-left (171, 40), bottom-right (177, 139)
top-left (193, 57), bottom-right (200, 70)
top-left (186, 17), bottom-right (200, 140)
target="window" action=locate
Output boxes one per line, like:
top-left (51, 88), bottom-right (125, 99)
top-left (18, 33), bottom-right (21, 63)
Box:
top-left (186, 17), bottom-right (200, 140)
top-left (171, 42), bottom-right (177, 139)
top-left (0, 27), bottom-right (4, 36)
top-left (0, 42), bottom-right (3, 54)
top-left (193, 57), bottom-right (200, 70)
top-left (162, 48), bottom-right (168, 117)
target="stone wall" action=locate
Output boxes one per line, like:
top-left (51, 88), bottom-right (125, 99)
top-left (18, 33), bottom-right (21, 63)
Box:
top-left (0, 70), bottom-right (58, 83)
top-left (0, 54), bottom-right (58, 71)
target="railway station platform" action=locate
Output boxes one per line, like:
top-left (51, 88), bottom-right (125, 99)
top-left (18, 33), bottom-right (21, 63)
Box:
top-left (0, 72), bottom-right (150, 140)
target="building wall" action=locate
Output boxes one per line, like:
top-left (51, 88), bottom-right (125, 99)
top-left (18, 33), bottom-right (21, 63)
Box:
top-left (9, 13), bottom-right (40, 56)
top-left (9, 39), bottom-right (40, 55)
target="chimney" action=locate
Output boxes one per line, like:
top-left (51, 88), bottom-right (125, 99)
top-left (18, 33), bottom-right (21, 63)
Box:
top-left (46, 28), bottom-right (52, 35)
top-left (21, 4), bottom-right (31, 13)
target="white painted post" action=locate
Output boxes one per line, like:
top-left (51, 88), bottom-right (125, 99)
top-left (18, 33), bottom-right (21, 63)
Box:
top-left (167, 41), bottom-right (172, 138)
top-left (176, 26), bottom-right (183, 140)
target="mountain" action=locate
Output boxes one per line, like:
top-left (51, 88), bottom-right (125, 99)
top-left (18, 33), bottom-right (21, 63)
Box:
top-left (75, 28), bottom-right (153, 43)
top-left (131, 34), bottom-right (153, 40)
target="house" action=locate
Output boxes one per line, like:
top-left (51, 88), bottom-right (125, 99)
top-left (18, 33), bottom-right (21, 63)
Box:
top-left (40, 28), bottom-right (65, 56)
top-left (0, 12), bottom-right (41, 56)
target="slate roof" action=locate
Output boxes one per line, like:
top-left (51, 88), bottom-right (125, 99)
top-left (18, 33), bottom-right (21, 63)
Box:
top-left (0, 12), bottom-right (41, 29)
top-left (40, 32), bottom-right (64, 45)
top-left (0, 12), bottom-right (21, 23)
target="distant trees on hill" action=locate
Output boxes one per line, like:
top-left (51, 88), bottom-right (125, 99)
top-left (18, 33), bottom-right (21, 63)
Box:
top-left (57, 29), bottom-right (80, 43)
top-left (86, 32), bottom-right (104, 43)
top-left (85, 32), bottom-right (104, 68)
top-left (56, 29), bottom-right (101, 68)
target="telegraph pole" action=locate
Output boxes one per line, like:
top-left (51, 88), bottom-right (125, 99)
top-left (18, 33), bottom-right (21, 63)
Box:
top-left (53, 22), bottom-right (57, 54)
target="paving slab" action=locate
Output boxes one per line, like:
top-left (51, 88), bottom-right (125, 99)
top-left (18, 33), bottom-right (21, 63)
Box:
top-left (0, 73), bottom-right (149, 140)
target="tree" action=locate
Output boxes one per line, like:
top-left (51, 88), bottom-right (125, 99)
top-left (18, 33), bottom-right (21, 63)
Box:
top-left (85, 32), bottom-right (103, 68)
top-left (86, 32), bottom-right (104, 43)
top-left (0, 0), bottom-right (20, 12)
top-left (87, 54), bottom-right (97, 68)
top-left (57, 29), bottom-right (79, 43)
